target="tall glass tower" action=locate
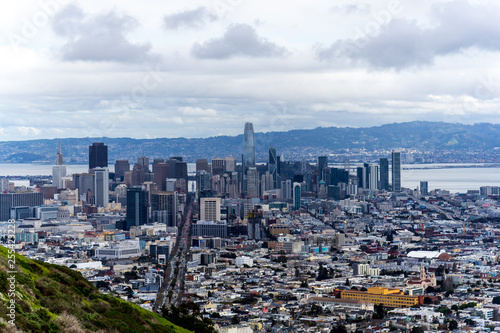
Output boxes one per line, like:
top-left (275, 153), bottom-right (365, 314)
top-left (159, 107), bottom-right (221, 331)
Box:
top-left (392, 150), bottom-right (401, 192)
top-left (243, 122), bottom-right (256, 168)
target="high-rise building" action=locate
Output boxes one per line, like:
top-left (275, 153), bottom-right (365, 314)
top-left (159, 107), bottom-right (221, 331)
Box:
top-left (131, 163), bottom-right (145, 186)
top-left (151, 191), bottom-right (177, 226)
top-left (56, 140), bottom-right (63, 166)
top-left (379, 158), bottom-right (389, 190)
top-left (0, 192), bottom-right (43, 221)
top-left (52, 141), bottom-right (66, 189)
top-left (73, 173), bottom-right (94, 203)
top-left (153, 163), bottom-right (169, 191)
top-left (196, 159), bottom-right (209, 173)
top-left (94, 168), bottom-right (109, 207)
top-left (200, 197), bottom-right (221, 222)
top-left (137, 155), bottom-right (150, 173)
top-left (224, 157), bottom-right (236, 172)
top-left (126, 187), bottom-right (149, 230)
top-left (246, 167), bottom-right (259, 198)
top-left (89, 143), bottom-right (108, 170)
top-left (243, 122), bottom-right (256, 168)
top-left (268, 146), bottom-right (277, 189)
top-left (293, 182), bottom-right (301, 211)
top-left (114, 160), bottom-right (130, 182)
top-left (368, 164), bottom-right (379, 190)
top-left (420, 181), bottom-right (428, 195)
top-left (281, 179), bottom-right (292, 200)
top-left (211, 158), bottom-right (225, 175)
top-left (196, 170), bottom-right (211, 192)
top-left (318, 156), bottom-right (328, 182)
top-left (392, 150), bottom-right (401, 191)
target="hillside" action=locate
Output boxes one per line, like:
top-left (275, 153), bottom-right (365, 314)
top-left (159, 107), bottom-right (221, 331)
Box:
top-left (0, 121), bottom-right (499, 163)
top-left (0, 246), bottom-right (191, 333)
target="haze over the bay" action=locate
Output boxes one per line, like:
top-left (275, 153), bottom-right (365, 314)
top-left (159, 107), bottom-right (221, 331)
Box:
top-left (1, 0), bottom-right (499, 140)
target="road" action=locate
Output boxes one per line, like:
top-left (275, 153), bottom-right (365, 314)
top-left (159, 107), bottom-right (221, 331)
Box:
top-left (154, 195), bottom-right (193, 312)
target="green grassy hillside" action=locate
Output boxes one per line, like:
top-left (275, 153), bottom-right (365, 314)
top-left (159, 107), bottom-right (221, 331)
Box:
top-left (0, 246), bottom-right (191, 333)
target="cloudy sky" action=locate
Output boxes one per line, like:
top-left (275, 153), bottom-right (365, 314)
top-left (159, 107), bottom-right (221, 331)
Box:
top-left (1, 0), bottom-right (499, 140)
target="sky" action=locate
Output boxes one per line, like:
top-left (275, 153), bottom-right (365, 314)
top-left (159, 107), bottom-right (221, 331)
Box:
top-left (1, 0), bottom-right (500, 141)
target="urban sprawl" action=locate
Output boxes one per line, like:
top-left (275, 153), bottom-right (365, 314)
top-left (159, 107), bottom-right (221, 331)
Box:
top-left (2, 123), bottom-right (500, 333)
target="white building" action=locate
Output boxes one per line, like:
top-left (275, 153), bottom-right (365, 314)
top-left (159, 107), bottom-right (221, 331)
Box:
top-left (94, 240), bottom-right (141, 259)
top-left (235, 256), bottom-right (253, 267)
top-left (94, 168), bottom-right (109, 208)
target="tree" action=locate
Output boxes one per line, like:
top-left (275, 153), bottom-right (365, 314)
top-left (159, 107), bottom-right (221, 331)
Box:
top-left (465, 318), bottom-right (475, 327)
top-left (448, 320), bottom-right (458, 330)
top-left (411, 327), bottom-right (424, 333)
top-left (330, 323), bottom-right (348, 333)
top-left (345, 278), bottom-right (351, 286)
top-left (493, 296), bottom-right (500, 304)
top-left (231, 316), bottom-right (240, 325)
top-left (373, 304), bottom-right (385, 319)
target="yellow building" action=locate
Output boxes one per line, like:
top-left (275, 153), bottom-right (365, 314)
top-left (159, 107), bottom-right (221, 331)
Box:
top-left (340, 287), bottom-right (419, 308)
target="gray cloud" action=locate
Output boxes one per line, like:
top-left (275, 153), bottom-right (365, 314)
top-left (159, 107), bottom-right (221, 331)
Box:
top-left (191, 24), bottom-right (288, 59)
top-left (163, 7), bottom-right (217, 30)
top-left (318, 0), bottom-right (500, 69)
top-left (52, 4), bottom-right (155, 63)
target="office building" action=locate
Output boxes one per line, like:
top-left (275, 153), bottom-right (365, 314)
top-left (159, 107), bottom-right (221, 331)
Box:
top-left (368, 164), bottom-right (379, 190)
top-left (0, 192), bottom-right (43, 221)
top-left (293, 182), bottom-right (301, 211)
top-left (379, 158), bottom-right (389, 190)
top-left (268, 146), bottom-right (277, 189)
top-left (340, 287), bottom-right (419, 308)
top-left (200, 197), bottom-right (221, 222)
top-left (131, 163), bottom-right (145, 186)
top-left (224, 157), bottom-right (236, 172)
top-left (196, 171), bottom-right (211, 192)
top-left (211, 158), bottom-right (225, 175)
top-left (420, 181), bottom-right (428, 196)
top-left (192, 220), bottom-right (227, 238)
top-left (392, 150), bottom-right (401, 191)
top-left (137, 155), bottom-right (150, 173)
top-left (318, 156), bottom-right (328, 182)
top-left (153, 163), bottom-right (169, 191)
top-left (196, 159), bottom-right (209, 173)
top-left (151, 191), bottom-right (178, 227)
top-left (73, 173), bottom-right (94, 203)
top-left (52, 141), bottom-right (66, 189)
top-left (94, 168), bottom-right (109, 208)
top-left (243, 122), bottom-right (256, 168)
top-left (246, 167), bottom-right (259, 198)
top-left (126, 187), bottom-right (149, 230)
top-left (89, 142), bottom-right (108, 170)
top-left (114, 160), bottom-right (130, 182)
top-left (281, 179), bottom-right (292, 200)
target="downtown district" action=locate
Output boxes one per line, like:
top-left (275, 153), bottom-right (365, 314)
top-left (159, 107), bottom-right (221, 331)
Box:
top-left (1, 123), bottom-right (500, 333)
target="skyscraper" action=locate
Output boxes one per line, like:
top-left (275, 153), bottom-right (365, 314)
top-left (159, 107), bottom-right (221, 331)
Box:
top-left (379, 158), bottom-right (389, 190)
top-left (392, 150), bottom-right (401, 192)
top-left (56, 140), bottom-right (63, 166)
top-left (153, 163), bottom-right (169, 191)
top-left (114, 160), bottom-right (130, 182)
top-left (268, 146), bottom-right (277, 189)
top-left (137, 155), bottom-right (150, 173)
top-left (318, 156), bottom-right (328, 182)
top-left (94, 168), bottom-right (109, 207)
top-left (246, 167), bottom-right (259, 198)
top-left (52, 141), bottom-right (66, 189)
top-left (420, 181), bottom-right (428, 195)
top-left (126, 187), bottom-right (149, 230)
top-left (243, 122), bottom-right (256, 168)
top-left (89, 142), bottom-right (108, 170)
top-left (293, 182), bottom-right (301, 211)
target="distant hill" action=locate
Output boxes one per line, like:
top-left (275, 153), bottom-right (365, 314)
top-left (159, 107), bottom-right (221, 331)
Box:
top-left (0, 121), bottom-right (498, 163)
top-left (0, 246), bottom-right (191, 333)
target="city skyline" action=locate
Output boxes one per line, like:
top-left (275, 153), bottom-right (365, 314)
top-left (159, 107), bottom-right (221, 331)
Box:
top-left (1, 1), bottom-right (500, 141)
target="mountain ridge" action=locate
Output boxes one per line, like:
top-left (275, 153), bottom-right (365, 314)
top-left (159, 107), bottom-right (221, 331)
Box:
top-left (0, 121), bottom-right (498, 163)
